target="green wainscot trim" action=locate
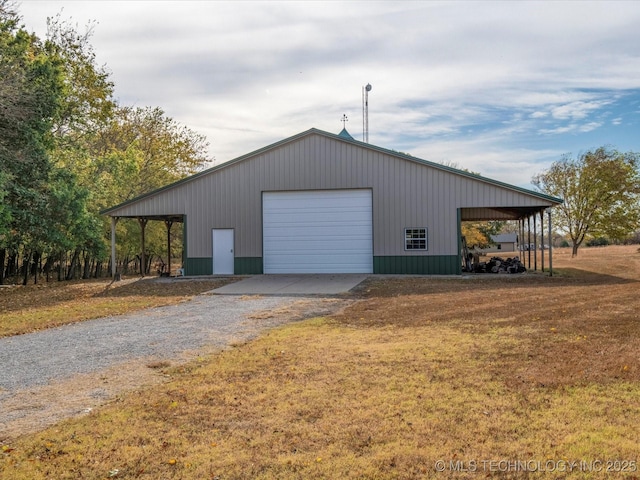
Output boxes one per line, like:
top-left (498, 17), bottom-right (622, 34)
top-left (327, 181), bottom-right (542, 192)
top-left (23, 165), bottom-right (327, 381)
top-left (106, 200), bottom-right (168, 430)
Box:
top-left (373, 255), bottom-right (459, 275)
top-left (184, 257), bottom-right (212, 276)
top-left (184, 257), bottom-right (263, 275)
top-left (235, 257), bottom-right (263, 275)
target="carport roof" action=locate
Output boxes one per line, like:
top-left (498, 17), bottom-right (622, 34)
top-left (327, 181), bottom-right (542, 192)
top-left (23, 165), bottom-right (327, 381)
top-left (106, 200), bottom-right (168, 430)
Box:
top-left (460, 206), bottom-right (553, 221)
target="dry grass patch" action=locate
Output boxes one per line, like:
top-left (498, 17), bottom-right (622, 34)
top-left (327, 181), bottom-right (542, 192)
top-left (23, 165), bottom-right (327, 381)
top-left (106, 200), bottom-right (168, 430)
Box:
top-left (1, 246), bottom-right (639, 479)
top-left (1, 317), bottom-right (638, 479)
top-left (0, 277), bottom-right (235, 337)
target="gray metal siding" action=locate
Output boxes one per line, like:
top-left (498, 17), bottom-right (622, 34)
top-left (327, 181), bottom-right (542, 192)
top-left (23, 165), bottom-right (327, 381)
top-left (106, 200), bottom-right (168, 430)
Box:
top-left (106, 133), bottom-right (555, 259)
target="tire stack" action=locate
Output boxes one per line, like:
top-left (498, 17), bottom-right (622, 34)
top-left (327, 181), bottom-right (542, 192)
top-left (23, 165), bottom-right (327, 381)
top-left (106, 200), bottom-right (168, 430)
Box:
top-left (472, 256), bottom-right (526, 274)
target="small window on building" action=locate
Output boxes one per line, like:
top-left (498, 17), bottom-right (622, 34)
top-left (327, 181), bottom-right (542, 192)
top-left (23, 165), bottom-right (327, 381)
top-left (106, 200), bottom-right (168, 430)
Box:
top-left (405, 228), bottom-right (428, 251)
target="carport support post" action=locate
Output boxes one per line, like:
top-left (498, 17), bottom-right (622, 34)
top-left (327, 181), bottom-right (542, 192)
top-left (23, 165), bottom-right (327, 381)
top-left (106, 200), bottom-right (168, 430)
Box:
top-left (527, 216), bottom-right (532, 269)
top-left (165, 219), bottom-right (173, 276)
top-left (139, 217), bottom-right (148, 277)
top-left (111, 217), bottom-right (120, 280)
top-left (548, 208), bottom-right (553, 277)
top-left (520, 218), bottom-right (525, 259)
top-left (540, 210), bottom-right (545, 273)
top-left (533, 213), bottom-right (538, 271)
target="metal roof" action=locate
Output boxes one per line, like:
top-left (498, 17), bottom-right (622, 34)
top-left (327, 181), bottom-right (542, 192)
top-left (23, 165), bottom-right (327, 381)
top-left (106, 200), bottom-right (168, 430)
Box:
top-left (492, 233), bottom-right (518, 243)
top-left (102, 127), bottom-right (562, 217)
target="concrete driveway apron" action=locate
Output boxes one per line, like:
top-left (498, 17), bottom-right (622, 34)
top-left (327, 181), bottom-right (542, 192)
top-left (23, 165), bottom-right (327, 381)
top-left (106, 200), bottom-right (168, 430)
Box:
top-left (210, 274), bottom-right (369, 295)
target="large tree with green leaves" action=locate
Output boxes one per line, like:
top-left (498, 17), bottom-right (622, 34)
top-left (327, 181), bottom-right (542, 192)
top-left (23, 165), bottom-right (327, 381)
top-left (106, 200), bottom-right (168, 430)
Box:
top-left (91, 106), bottom-right (209, 207)
top-left (36, 14), bottom-right (118, 278)
top-left (462, 221), bottom-right (505, 249)
top-left (41, 15), bottom-right (208, 277)
top-left (1, 3), bottom-right (211, 281)
top-left (91, 106), bottom-right (209, 275)
top-left (533, 147), bottom-right (640, 256)
top-left (0, 0), bottom-right (67, 283)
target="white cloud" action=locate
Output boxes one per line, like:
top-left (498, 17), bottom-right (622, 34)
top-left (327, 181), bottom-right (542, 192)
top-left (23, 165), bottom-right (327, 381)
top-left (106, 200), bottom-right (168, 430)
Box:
top-left (17, 0), bottom-right (640, 172)
top-left (410, 135), bottom-right (561, 188)
top-left (578, 122), bottom-right (603, 133)
top-left (538, 125), bottom-right (578, 135)
top-left (550, 101), bottom-right (610, 121)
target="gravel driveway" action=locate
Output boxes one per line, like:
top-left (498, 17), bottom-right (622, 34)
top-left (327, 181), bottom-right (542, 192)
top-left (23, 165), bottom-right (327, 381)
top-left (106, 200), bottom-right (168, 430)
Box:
top-left (0, 292), bottom-right (348, 439)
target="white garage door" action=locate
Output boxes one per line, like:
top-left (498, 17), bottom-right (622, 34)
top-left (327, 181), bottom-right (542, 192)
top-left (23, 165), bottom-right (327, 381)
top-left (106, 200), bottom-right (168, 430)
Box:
top-left (263, 190), bottom-right (373, 274)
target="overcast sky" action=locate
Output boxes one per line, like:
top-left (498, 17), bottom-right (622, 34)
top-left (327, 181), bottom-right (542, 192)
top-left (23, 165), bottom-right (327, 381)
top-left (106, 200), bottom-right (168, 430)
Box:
top-left (18, 1), bottom-right (640, 187)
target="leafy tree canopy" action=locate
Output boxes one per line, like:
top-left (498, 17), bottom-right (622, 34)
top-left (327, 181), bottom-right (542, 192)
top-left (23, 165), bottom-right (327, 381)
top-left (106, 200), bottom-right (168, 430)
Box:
top-left (0, 0), bottom-right (65, 257)
top-left (462, 221), bottom-right (504, 249)
top-left (532, 146), bottom-right (640, 256)
top-left (1, 2), bottom-right (212, 282)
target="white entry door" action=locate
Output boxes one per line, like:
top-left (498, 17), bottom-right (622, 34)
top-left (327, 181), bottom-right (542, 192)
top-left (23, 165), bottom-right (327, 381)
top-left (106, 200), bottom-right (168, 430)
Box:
top-left (212, 229), bottom-right (234, 274)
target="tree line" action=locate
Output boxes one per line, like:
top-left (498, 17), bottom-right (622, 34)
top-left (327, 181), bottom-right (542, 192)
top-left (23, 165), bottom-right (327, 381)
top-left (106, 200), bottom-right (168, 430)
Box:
top-left (0, 2), bottom-right (210, 284)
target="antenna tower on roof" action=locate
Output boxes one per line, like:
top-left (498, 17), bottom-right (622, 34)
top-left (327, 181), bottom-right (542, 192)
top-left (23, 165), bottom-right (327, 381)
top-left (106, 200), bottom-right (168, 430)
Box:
top-left (362, 83), bottom-right (372, 143)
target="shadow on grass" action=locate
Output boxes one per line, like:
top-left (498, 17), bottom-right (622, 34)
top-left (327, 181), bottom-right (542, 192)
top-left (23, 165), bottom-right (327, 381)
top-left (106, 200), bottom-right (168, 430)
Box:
top-left (91, 277), bottom-right (235, 299)
top-left (357, 267), bottom-right (637, 298)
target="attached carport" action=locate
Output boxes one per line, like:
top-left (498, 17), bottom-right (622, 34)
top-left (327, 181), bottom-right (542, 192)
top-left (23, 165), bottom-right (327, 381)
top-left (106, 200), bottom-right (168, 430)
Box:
top-left (460, 205), bottom-right (555, 275)
top-left (109, 214), bottom-right (184, 278)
